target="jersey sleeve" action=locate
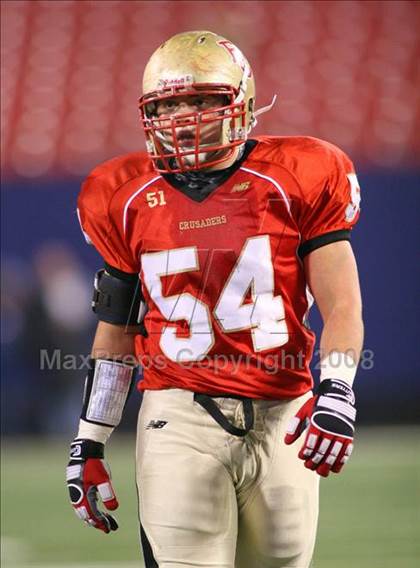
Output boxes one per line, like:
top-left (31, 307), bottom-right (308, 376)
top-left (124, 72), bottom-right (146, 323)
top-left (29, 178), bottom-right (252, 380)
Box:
top-left (297, 143), bottom-right (361, 258)
top-left (77, 173), bottom-right (140, 273)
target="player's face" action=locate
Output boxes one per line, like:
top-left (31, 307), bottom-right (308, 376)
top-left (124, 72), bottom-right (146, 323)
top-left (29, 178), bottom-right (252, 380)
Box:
top-left (155, 93), bottom-right (229, 167)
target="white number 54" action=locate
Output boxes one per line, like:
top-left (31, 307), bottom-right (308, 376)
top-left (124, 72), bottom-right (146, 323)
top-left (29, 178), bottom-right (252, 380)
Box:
top-left (141, 236), bottom-right (289, 362)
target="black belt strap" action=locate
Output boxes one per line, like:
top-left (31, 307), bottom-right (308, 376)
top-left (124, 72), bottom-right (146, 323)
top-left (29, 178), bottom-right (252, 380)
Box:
top-left (193, 393), bottom-right (254, 437)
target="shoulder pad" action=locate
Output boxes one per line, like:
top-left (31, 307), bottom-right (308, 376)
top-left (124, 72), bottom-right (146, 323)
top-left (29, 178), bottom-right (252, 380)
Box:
top-left (250, 135), bottom-right (351, 173)
top-left (79, 152), bottom-right (155, 216)
top-left (249, 135), bottom-right (354, 202)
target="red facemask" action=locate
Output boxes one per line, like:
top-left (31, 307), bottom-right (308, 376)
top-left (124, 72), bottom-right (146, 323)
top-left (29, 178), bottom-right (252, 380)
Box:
top-left (139, 84), bottom-right (247, 173)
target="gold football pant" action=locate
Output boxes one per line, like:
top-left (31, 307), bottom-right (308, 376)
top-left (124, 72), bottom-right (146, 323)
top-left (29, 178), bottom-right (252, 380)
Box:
top-left (136, 389), bottom-right (319, 568)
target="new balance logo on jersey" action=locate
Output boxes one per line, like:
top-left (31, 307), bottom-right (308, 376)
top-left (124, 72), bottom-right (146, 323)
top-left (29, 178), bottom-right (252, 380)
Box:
top-left (231, 181), bottom-right (251, 193)
top-left (146, 420), bottom-right (168, 430)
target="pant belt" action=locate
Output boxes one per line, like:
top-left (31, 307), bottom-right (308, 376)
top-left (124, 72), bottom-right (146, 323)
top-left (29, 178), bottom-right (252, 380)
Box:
top-left (193, 393), bottom-right (254, 437)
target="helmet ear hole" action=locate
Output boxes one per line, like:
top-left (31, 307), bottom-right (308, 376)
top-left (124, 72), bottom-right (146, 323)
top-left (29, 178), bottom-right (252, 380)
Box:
top-left (248, 98), bottom-right (254, 113)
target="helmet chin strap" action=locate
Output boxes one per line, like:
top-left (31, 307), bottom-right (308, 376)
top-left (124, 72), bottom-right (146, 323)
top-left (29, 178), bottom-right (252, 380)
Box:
top-left (251, 94), bottom-right (277, 129)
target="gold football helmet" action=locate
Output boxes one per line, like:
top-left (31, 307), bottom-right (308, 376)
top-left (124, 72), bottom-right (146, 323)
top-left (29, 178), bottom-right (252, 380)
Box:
top-left (139, 31), bottom-right (257, 173)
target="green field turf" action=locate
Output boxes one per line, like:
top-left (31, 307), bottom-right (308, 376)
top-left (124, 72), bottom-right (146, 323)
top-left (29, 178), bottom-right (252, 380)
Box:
top-left (2, 426), bottom-right (419, 567)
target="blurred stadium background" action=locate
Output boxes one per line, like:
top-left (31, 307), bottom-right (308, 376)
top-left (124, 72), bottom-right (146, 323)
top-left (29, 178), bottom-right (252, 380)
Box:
top-left (1, 1), bottom-right (419, 567)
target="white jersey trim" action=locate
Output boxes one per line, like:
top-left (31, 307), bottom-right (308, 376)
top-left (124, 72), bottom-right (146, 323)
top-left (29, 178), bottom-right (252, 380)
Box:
top-left (123, 175), bottom-right (161, 235)
top-left (239, 166), bottom-right (292, 215)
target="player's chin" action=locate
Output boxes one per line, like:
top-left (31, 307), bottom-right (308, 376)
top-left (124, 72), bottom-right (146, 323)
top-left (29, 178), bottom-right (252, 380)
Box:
top-left (182, 148), bottom-right (226, 167)
top-left (180, 151), bottom-right (203, 164)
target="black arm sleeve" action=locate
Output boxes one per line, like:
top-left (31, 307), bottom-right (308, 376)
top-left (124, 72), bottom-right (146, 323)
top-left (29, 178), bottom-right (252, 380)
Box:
top-left (298, 229), bottom-right (351, 260)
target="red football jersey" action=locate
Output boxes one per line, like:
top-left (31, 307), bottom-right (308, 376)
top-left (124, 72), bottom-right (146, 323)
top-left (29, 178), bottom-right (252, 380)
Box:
top-left (78, 136), bottom-right (361, 399)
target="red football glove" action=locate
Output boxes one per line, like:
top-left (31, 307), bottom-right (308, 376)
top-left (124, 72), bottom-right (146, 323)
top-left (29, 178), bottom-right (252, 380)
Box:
top-left (284, 379), bottom-right (356, 477)
top-left (66, 439), bottom-right (119, 533)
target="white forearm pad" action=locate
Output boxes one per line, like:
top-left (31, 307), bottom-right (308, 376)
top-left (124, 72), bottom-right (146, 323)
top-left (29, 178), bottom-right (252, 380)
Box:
top-left (77, 419), bottom-right (114, 444)
top-left (83, 359), bottom-right (136, 427)
top-left (319, 351), bottom-right (357, 387)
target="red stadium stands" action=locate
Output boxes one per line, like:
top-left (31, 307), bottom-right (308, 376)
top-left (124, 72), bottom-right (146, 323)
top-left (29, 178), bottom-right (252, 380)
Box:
top-left (1, 0), bottom-right (419, 178)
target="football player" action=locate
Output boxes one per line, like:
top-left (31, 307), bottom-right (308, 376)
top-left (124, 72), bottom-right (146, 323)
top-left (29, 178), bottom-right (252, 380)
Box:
top-left (66, 31), bottom-right (363, 567)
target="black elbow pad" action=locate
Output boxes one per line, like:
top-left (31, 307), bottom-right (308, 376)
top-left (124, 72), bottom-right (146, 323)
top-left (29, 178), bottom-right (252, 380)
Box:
top-left (92, 264), bottom-right (146, 327)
